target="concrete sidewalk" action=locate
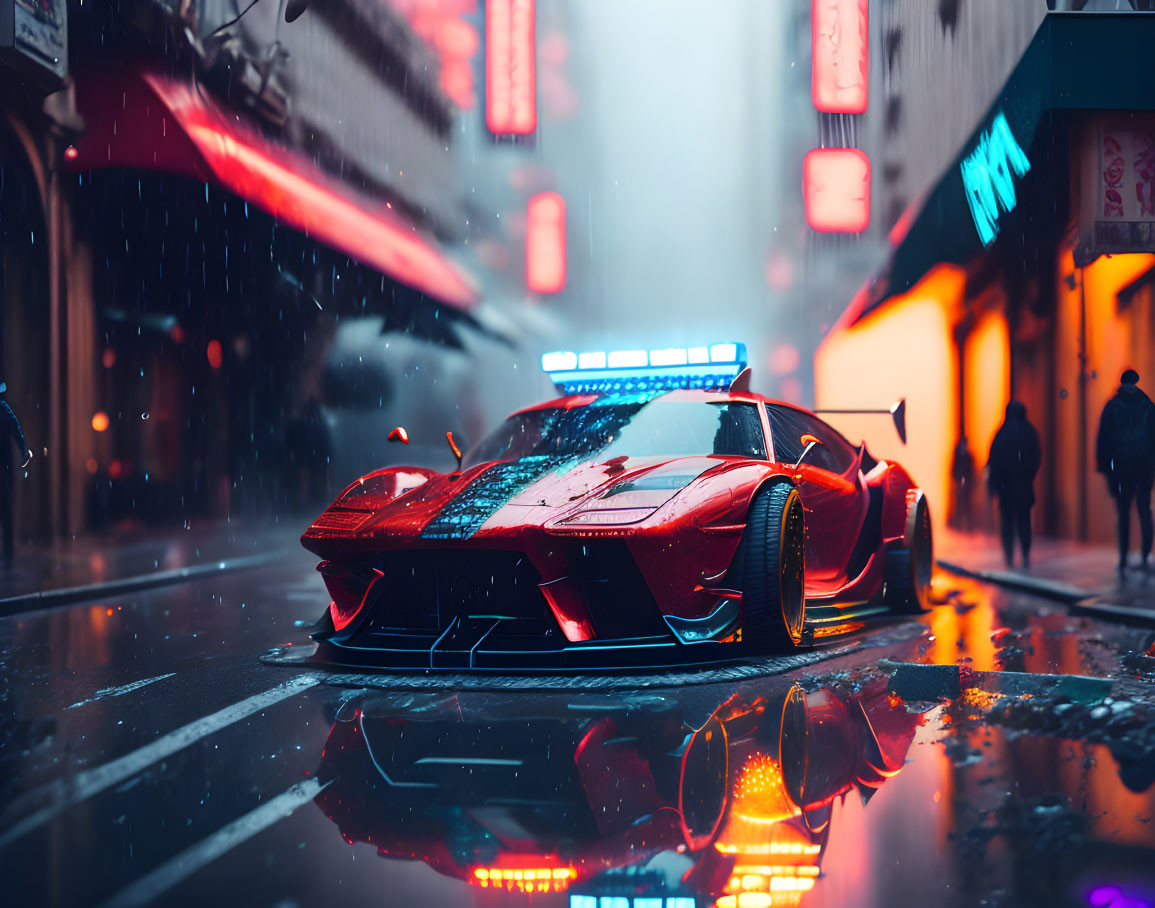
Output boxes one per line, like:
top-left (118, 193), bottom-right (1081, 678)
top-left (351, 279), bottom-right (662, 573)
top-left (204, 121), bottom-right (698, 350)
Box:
top-left (0, 519), bottom-right (304, 613)
top-left (937, 529), bottom-right (1155, 625)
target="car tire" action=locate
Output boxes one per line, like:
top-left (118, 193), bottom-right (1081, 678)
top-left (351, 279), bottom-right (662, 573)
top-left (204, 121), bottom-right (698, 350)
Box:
top-left (741, 482), bottom-right (806, 651)
top-left (884, 495), bottom-right (933, 614)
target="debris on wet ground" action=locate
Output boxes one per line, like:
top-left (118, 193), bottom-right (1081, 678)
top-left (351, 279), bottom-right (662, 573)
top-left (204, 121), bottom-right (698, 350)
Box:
top-left (950, 793), bottom-right (1090, 860)
top-left (885, 661), bottom-right (1115, 704)
top-left (886, 660), bottom-right (963, 699)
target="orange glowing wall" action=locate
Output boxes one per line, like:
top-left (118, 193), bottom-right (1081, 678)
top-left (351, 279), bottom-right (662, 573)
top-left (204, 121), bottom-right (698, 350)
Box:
top-left (815, 266), bottom-right (965, 537)
top-left (964, 310), bottom-right (1010, 478)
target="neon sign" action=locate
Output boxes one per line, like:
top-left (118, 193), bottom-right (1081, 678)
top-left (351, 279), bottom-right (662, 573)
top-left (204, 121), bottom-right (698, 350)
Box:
top-left (803, 147), bottom-right (871, 233)
top-left (960, 111), bottom-right (1031, 246)
top-left (526, 191), bottom-right (566, 293)
top-left (486, 0), bottom-right (537, 135)
top-left (811, 0), bottom-right (869, 114)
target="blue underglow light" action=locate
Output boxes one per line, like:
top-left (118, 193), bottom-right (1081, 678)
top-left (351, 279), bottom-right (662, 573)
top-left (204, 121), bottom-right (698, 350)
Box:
top-left (542, 342), bottom-right (747, 394)
top-left (960, 111), bottom-right (1030, 247)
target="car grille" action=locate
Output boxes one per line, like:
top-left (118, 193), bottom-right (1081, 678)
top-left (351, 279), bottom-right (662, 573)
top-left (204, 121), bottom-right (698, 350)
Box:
top-left (355, 549), bottom-right (555, 637)
top-left (566, 540), bottom-right (670, 639)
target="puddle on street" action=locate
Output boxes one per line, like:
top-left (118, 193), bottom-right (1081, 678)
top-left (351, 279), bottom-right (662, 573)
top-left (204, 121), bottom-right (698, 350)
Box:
top-left (297, 665), bottom-right (1155, 908)
top-left (922, 574), bottom-right (1146, 681)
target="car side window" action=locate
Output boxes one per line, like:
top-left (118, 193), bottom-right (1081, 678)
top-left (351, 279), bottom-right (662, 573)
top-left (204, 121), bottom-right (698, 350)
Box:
top-left (765, 405), bottom-right (858, 473)
top-left (711, 403), bottom-right (768, 459)
top-left (765, 404), bottom-right (808, 464)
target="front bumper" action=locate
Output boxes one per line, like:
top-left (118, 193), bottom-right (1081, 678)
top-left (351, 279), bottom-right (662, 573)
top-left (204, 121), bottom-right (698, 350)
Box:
top-left (309, 540), bottom-right (747, 671)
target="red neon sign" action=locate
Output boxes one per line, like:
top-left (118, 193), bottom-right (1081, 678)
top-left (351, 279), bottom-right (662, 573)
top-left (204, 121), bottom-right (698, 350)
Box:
top-left (486, 0), bottom-right (536, 134)
top-left (811, 0), bottom-right (868, 114)
top-left (803, 148), bottom-right (870, 233)
top-left (526, 192), bottom-right (565, 293)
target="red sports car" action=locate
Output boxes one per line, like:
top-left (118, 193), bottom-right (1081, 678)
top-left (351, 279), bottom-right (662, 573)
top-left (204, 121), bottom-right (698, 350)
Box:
top-left (300, 343), bottom-right (932, 669)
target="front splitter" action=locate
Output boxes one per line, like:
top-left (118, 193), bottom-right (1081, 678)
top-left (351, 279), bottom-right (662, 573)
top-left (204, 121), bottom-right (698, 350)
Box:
top-left (258, 619), bottom-right (926, 691)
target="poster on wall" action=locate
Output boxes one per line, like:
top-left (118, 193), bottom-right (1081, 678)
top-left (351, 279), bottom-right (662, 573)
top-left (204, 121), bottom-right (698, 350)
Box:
top-left (1078, 115), bottom-right (1155, 264)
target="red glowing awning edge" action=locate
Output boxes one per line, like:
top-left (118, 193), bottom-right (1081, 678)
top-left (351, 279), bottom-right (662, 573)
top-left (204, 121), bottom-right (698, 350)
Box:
top-left (66, 65), bottom-right (480, 309)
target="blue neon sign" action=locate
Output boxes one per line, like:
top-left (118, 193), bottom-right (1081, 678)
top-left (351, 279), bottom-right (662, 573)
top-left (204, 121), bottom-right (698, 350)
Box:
top-left (959, 111), bottom-right (1031, 247)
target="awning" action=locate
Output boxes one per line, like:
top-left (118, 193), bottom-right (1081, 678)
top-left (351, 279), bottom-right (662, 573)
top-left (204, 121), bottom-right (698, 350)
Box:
top-left (66, 64), bottom-right (480, 310)
top-left (841, 12), bottom-right (1155, 327)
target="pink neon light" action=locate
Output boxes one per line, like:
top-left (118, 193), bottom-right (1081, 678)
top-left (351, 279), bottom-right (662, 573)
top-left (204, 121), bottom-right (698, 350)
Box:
top-left (811, 0), bottom-right (868, 114)
top-left (148, 75), bottom-right (479, 307)
top-left (486, 0), bottom-right (537, 134)
top-left (803, 148), bottom-right (871, 233)
top-left (64, 67), bottom-right (480, 308)
top-left (526, 192), bottom-right (565, 293)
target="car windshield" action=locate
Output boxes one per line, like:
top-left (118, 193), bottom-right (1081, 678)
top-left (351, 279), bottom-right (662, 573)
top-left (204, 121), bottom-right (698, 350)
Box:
top-left (463, 400), bottom-right (766, 468)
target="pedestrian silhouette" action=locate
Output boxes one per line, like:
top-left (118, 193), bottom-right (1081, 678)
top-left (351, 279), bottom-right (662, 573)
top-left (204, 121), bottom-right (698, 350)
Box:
top-left (951, 436), bottom-right (975, 531)
top-left (987, 401), bottom-right (1041, 569)
top-left (1096, 369), bottom-right (1155, 573)
top-left (0, 382), bottom-right (32, 568)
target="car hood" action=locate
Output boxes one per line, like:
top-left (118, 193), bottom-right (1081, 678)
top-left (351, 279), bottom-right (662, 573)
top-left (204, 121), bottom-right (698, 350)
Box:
top-left (364, 453), bottom-right (728, 539)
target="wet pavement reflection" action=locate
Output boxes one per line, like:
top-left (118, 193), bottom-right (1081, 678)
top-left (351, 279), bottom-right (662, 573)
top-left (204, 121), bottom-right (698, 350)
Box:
top-left (4, 564), bottom-right (1155, 907)
top-left (313, 678), bottom-right (918, 906)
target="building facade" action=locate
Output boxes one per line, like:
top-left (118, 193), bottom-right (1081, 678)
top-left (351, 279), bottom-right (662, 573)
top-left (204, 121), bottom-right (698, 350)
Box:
top-left (0, 0), bottom-right (492, 539)
top-left (815, 6), bottom-right (1155, 543)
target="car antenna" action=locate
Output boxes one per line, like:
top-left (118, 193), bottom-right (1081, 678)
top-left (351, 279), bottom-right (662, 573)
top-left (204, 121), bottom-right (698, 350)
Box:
top-left (812, 399), bottom-right (907, 444)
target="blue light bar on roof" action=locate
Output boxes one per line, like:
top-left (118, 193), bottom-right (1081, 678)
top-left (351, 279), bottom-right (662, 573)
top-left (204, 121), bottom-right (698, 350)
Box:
top-left (542, 342), bottom-right (747, 394)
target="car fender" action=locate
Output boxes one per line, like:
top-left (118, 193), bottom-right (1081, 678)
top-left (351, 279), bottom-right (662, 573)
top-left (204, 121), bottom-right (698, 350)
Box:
top-left (690, 463), bottom-right (797, 530)
top-left (874, 461), bottom-right (919, 546)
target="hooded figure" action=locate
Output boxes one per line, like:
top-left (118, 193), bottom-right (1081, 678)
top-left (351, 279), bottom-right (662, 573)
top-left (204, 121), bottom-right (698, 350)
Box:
top-left (988, 400), bottom-right (1042, 568)
top-left (1097, 369), bottom-right (1155, 571)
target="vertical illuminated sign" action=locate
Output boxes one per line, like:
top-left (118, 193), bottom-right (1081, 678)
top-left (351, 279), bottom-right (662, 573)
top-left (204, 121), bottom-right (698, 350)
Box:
top-left (486, 0), bottom-right (536, 135)
top-left (803, 148), bottom-right (871, 233)
top-left (526, 192), bottom-right (565, 293)
top-left (960, 111), bottom-right (1031, 246)
top-left (811, 0), bottom-right (869, 114)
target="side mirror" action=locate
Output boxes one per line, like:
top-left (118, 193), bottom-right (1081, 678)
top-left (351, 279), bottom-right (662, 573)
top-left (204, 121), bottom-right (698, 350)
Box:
top-left (446, 431), bottom-right (463, 472)
top-left (387, 426), bottom-right (409, 444)
top-left (795, 433), bottom-right (824, 467)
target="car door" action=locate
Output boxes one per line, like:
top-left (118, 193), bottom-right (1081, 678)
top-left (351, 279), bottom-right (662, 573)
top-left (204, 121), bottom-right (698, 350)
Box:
top-left (765, 405), bottom-right (869, 594)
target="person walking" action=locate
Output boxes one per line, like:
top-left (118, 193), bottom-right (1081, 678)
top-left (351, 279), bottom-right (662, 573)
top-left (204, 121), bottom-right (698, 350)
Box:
top-left (0, 382), bottom-right (32, 568)
top-left (951, 437), bottom-right (975, 531)
top-left (1096, 369), bottom-right (1155, 573)
top-left (987, 401), bottom-right (1042, 569)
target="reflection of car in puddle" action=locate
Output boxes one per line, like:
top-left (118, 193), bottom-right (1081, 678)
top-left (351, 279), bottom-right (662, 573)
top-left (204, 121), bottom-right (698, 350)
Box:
top-left (314, 680), bottom-right (919, 905)
top-left (682, 679), bottom-right (918, 906)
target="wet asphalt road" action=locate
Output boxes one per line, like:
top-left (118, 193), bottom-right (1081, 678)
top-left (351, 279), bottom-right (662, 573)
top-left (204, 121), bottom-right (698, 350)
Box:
top-left (2, 553), bottom-right (1155, 908)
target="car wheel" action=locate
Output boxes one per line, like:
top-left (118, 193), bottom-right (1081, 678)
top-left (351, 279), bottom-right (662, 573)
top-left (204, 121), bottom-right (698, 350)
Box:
top-left (741, 482), bottom-right (806, 651)
top-left (884, 495), bottom-right (933, 614)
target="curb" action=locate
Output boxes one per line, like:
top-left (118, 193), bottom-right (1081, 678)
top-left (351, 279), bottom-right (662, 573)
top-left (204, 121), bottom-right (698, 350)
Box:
top-left (938, 558), bottom-right (1155, 628)
top-left (1070, 598), bottom-right (1155, 628)
top-left (935, 558), bottom-right (1087, 603)
top-left (0, 550), bottom-right (295, 616)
